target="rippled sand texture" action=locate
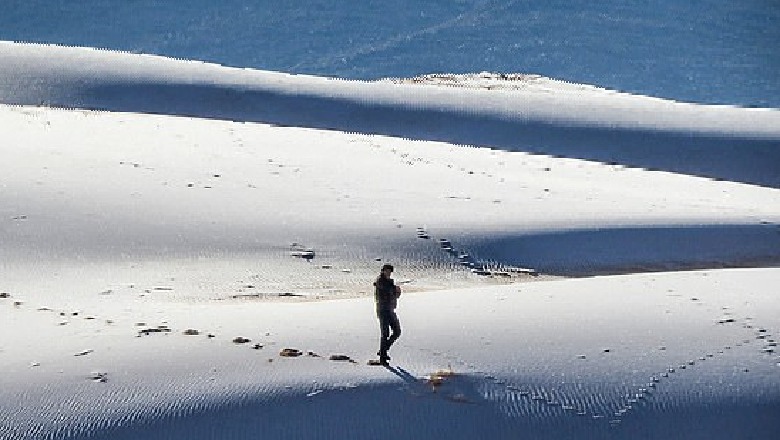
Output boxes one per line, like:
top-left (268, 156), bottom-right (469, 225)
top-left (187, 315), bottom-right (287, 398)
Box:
top-left (1, 269), bottom-right (778, 439)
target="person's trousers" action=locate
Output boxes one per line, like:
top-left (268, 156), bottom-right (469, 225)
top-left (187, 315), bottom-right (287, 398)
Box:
top-left (377, 308), bottom-right (401, 355)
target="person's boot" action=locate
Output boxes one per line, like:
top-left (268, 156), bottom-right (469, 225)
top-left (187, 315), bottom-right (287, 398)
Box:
top-left (378, 350), bottom-right (390, 364)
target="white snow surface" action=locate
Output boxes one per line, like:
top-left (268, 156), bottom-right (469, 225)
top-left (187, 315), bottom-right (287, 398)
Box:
top-left (0, 42), bottom-right (779, 439)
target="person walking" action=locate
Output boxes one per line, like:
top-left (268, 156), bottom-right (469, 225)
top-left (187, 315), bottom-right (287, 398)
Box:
top-left (374, 263), bottom-right (401, 365)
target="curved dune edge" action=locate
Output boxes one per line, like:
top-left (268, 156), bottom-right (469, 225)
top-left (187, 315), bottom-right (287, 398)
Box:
top-left (1, 101), bottom-right (778, 285)
top-left (1, 269), bottom-right (779, 439)
top-left (1, 41), bottom-right (779, 187)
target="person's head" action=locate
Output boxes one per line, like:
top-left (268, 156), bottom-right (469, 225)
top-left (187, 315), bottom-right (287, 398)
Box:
top-left (380, 263), bottom-right (394, 277)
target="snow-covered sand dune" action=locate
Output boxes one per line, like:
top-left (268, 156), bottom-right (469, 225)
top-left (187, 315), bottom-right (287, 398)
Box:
top-left (1, 41), bottom-right (779, 187)
top-left (2, 269), bottom-right (779, 439)
top-left (1, 42), bottom-right (779, 439)
top-left (2, 99), bottom-right (778, 288)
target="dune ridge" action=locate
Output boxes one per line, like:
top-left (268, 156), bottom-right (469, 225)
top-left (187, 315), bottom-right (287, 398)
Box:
top-left (2, 41), bottom-right (779, 187)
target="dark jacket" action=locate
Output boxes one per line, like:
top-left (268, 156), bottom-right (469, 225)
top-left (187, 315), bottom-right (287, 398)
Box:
top-left (374, 275), bottom-right (399, 310)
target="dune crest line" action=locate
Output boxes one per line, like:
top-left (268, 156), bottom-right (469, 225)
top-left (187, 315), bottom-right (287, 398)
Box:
top-left (1, 41), bottom-right (779, 188)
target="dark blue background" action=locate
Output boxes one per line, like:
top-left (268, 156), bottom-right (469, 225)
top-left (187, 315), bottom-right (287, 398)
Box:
top-left (2, 0), bottom-right (778, 107)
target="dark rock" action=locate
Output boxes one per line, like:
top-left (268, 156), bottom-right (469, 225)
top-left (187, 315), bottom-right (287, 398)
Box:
top-left (279, 348), bottom-right (303, 357)
top-left (138, 327), bottom-right (171, 336)
top-left (89, 372), bottom-right (108, 383)
top-left (278, 292), bottom-right (301, 297)
top-left (233, 336), bottom-right (251, 344)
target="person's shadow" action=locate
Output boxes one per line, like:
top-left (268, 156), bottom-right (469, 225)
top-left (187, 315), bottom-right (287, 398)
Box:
top-left (384, 365), bottom-right (418, 385)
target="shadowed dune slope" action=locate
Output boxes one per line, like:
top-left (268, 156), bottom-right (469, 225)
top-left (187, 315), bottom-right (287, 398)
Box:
top-left (1, 42), bottom-right (779, 188)
top-left (71, 380), bottom-right (780, 440)
top-left (462, 224), bottom-right (780, 276)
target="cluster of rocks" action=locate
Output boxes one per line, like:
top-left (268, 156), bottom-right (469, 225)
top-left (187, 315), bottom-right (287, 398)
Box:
top-left (389, 72), bottom-right (542, 91)
top-left (276, 349), bottom-right (356, 362)
top-left (1, 292), bottom-right (23, 307)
